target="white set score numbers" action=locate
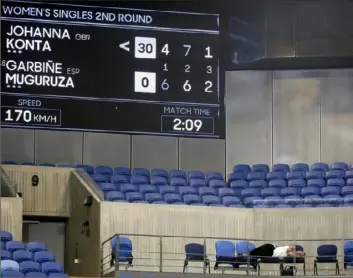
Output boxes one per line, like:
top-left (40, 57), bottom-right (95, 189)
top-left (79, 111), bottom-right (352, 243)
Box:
top-left (162, 44), bottom-right (215, 94)
top-left (133, 36), bottom-right (215, 94)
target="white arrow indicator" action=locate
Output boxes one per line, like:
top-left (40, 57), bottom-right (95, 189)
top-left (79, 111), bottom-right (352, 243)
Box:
top-left (119, 41), bottom-right (130, 52)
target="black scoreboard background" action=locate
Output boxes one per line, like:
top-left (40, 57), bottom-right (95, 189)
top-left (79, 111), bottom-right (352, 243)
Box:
top-left (1, 0), bottom-right (225, 138)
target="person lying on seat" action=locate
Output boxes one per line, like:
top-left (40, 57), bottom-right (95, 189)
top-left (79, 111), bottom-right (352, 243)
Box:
top-left (249, 244), bottom-right (305, 258)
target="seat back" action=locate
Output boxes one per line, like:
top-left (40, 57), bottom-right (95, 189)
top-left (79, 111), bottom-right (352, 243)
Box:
top-left (215, 241), bottom-right (235, 258)
top-left (236, 241), bottom-right (256, 255)
top-left (111, 236), bottom-right (133, 263)
top-left (185, 243), bottom-right (205, 261)
top-left (317, 245), bottom-right (337, 259)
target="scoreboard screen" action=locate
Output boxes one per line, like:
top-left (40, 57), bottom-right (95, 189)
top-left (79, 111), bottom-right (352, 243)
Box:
top-left (1, 0), bottom-right (225, 138)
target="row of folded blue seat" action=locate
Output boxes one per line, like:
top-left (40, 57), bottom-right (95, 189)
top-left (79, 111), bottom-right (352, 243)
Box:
top-left (1, 231), bottom-right (67, 278)
top-left (232, 162), bottom-right (353, 174)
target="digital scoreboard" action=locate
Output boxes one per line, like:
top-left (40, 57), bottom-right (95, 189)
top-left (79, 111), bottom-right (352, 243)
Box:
top-left (1, 0), bottom-right (225, 138)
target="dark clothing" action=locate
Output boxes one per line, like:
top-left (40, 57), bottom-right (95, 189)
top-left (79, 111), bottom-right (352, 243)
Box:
top-left (250, 244), bottom-right (276, 258)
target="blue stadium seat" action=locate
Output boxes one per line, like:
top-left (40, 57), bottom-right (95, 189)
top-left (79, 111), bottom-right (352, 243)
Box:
top-left (1, 260), bottom-right (19, 271)
top-left (242, 188), bottom-right (261, 198)
top-left (267, 172), bottom-right (286, 181)
top-left (39, 163), bottom-right (56, 167)
top-left (272, 164), bottom-right (290, 173)
top-left (2, 161), bottom-right (18, 165)
top-left (344, 241), bottom-right (353, 269)
top-left (130, 175), bottom-right (149, 185)
top-left (302, 188), bottom-right (321, 198)
top-left (120, 184), bottom-right (138, 194)
top-left (344, 195), bottom-right (353, 204)
top-left (183, 243), bottom-right (210, 273)
top-left (253, 204), bottom-right (270, 208)
top-left (111, 236), bottom-right (133, 267)
top-left (288, 179), bottom-right (306, 188)
top-left (234, 241), bottom-right (257, 269)
top-left (330, 162), bottom-right (348, 171)
top-left (6, 241), bottom-right (25, 252)
top-left (268, 179), bottom-right (287, 189)
top-left (249, 180), bottom-right (267, 189)
top-left (316, 204), bottom-right (332, 208)
top-left (321, 186), bottom-right (341, 197)
top-left (57, 164), bottom-right (73, 168)
top-left (144, 193), bottom-right (163, 203)
top-left (206, 172), bottom-right (223, 181)
top-left (222, 196), bottom-right (241, 206)
top-left (170, 178), bottom-right (187, 187)
top-left (152, 201), bottom-right (168, 205)
top-left (170, 170), bottom-right (187, 180)
top-left (284, 195), bottom-right (303, 205)
top-left (264, 196), bottom-right (284, 206)
top-left (314, 245), bottom-right (339, 275)
top-left (209, 180), bottom-right (226, 190)
top-left (306, 171), bottom-right (325, 180)
top-left (151, 168), bottom-right (169, 179)
top-left (97, 183), bottom-right (116, 193)
top-left (12, 250), bottom-right (32, 263)
top-left (105, 191), bottom-right (125, 202)
top-left (311, 163), bottom-right (329, 172)
top-left (327, 178), bottom-right (345, 187)
top-left (114, 167), bottom-right (131, 177)
top-left (292, 163), bottom-right (309, 173)
top-left (218, 188), bottom-right (235, 198)
top-left (132, 168), bottom-right (150, 178)
top-left (178, 186), bottom-right (197, 197)
top-left (198, 187), bottom-right (216, 197)
top-left (202, 196), bottom-right (221, 206)
top-left (190, 178), bottom-right (207, 189)
top-left (345, 170), bottom-right (353, 180)
top-left (233, 164), bottom-right (251, 173)
top-left (323, 195), bottom-right (344, 205)
top-left (286, 171), bottom-right (305, 180)
top-left (304, 195), bottom-right (323, 205)
top-left (274, 204), bottom-right (292, 208)
top-left (244, 197), bottom-right (263, 207)
top-left (340, 203), bottom-right (353, 207)
top-left (41, 262), bottom-right (64, 276)
top-left (326, 170), bottom-right (345, 180)
top-left (25, 272), bottom-right (46, 277)
top-left (95, 166), bottom-right (113, 175)
top-left (1, 270), bottom-right (24, 277)
top-left (247, 172), bottom-right (266, 181)
top-left (139, 185), bottom-right (157, 195)
top-left (111, 175), bottom-right (130, 184)
top-left (252, 164), bottom-right (269, 173)
top-left (214, 241), bottom-right (236, 268)
top-left (91, 174), bottom-right (110, 183)
top-left (1, 250), bottom-right (12, 260)
top-left (48, 274), bottom-right (69, 278)
top-left (76, 164), bottom-right (94, 174)
top-left (131, 200), bottom-right (147, 204)
top-left (228, 172), bottom-right (247, 182)
top-left (33, 251), bottom-right (55, 263)
top-left (229, 204), bottom-right (245, 208)
top-left (188, 171), bottom-right (205, 180)
top-left (230, 180), bottom-right (248, 189)
top-left (307, 179), bottom-right (326, 188)
top-left (342, 186), bottom-right (353, 197)
top-left (159, 186), bottom-right (177, 196)
top-left (281, 187), bottom-right (301, 197)
top-left (19, 261), bottom-right (40, 275)
top-left (0, 231), bottom-right (13, 242)
top-left (348, 179), bottom-right (353, 187)
top-left (261, 188), bottom-right (281, 198)
top-left (125, 192), bottom-right (143, 202)
top-left (150, 176), bottom-right (168, 186)
top-left (183, 194), bottom-right (200, 205)
top-left (164, 193), bottom-right (182, 204)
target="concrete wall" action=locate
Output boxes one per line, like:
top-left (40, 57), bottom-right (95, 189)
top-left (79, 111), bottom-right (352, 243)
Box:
top-left (1, 197), bottom-right (23, 240)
